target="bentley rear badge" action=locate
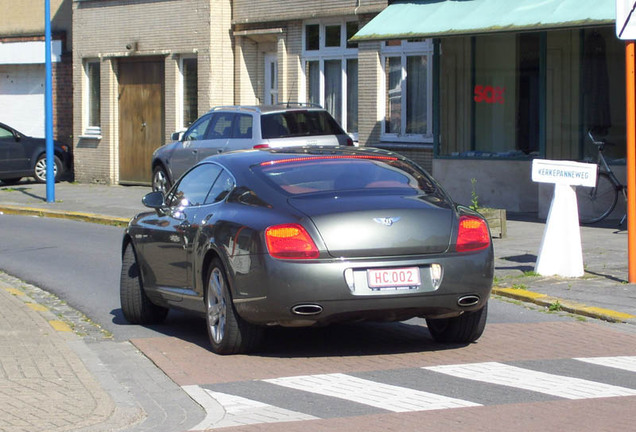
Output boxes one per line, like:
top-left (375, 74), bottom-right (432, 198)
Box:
top-left (373, 217), bottom-right (401, 226)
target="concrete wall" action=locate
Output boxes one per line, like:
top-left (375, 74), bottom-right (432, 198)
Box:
top-left (433, 159), bottom-right (539, 212)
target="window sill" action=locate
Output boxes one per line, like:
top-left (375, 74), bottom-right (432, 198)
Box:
top-left (80, 126), bottom-right (102, 140)
top-left (375, 141), bottom-right (433, 150)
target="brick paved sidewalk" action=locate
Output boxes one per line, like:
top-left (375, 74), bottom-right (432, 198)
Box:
top-left (0, 279), bottom-right (118, 432)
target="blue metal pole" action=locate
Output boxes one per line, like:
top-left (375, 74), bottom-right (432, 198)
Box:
top-left (45, 0), bottom-right (55, 202)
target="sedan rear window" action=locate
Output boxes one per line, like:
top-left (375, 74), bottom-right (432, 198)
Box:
top-left (254, 155), bottom-right (437, 195)
top-left (261, 111), bottom-right (344, 139)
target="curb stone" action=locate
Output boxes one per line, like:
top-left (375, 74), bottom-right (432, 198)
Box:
top-left (492, 286), bottom-right (636, 324)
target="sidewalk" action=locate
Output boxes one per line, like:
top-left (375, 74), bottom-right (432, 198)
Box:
top-left (0, 182), bottom-right (205, 432)
top-left (0, 180), bottom-right (635, 431)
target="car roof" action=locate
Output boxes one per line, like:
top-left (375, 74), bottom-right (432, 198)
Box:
top-left (207, 103), bottom-right (327, 115)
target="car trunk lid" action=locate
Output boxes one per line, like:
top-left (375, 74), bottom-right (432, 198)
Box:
top-left (288, 192), bottom-right (454, 258)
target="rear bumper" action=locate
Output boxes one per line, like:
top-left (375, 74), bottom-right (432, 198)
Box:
top-left (230, 247), bottom-right (494, 327)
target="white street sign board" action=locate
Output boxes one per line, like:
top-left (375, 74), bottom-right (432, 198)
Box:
top-left (617, 0), bottom-right (636, 40)
top-left (531, 159), bottom-right (592, 278)
top-left (531, 159), bottom-right (597, 187)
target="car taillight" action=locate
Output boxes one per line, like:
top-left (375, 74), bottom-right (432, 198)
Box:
top-left (456, 215), bottom-right (490, 252)
top-left (253, 144), bottom-right (270, 149)
top-left (265, 224), bottom-right (319, 259)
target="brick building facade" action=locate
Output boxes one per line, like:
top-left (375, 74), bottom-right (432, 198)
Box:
top-left (72, 0), bottom-right (232, 184)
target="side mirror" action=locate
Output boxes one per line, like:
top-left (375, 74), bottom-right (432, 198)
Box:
top-left (171, 129), bottom-right (185, 141)
top-left (142, 191), bottom-right (166, 209)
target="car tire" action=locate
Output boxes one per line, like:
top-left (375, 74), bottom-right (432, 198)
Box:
top-left (120, 243), bottom-right (169, 324)
top-left (205, 258), bottom-right (262, 354)
top-left (0, 178), bottom-right (22, 185)
top-left (426, 301), bottom-right (488, 343)
top-left (152, 166), bottom-right (171, 194)
top-left (34, 154), bottom-right (63, 183)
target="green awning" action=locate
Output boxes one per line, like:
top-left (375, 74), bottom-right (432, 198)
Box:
top-left (352, 0), bottom-right (615, 42)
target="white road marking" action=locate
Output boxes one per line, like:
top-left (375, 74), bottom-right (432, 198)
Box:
top-left (425, 362), bottom-right (636, 400)
top-left (183, 385), bottom-right (317, 430)
top-left (575, 356), bottom-right (636, 373)
top-left (264, 373), bottom-right (481, 412)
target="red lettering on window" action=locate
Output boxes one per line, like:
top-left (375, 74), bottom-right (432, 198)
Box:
top-left (474, 85), bottom-right (505, 104)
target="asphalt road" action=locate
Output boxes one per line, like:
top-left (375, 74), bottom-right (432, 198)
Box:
top-left (0, 214), bottom-right (574, 346)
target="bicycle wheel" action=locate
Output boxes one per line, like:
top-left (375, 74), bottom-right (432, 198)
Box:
top-left (576, 172), bottom-right (618, 224)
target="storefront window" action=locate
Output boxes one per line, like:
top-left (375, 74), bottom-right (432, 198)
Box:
top-left (473, 33), bottom-right (539, 157)
top-left (438, 27), bottom-right (626, 162)
top-left (580, 28), bottom-right (626, 162)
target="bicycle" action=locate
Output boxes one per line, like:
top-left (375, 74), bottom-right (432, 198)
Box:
top-left (575, 130), bottom-right (627, 225)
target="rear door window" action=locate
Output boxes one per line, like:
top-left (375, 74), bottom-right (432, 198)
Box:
top-left (233, 114), bottom-right (253, 139)
top-left (206, 113), bottom-right (235, 139)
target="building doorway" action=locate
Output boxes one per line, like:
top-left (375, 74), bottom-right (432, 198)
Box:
top-left (118, 58), bottom-right (165, 184)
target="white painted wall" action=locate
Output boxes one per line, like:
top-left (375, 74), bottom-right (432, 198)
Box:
top-left (0, 64), bottom-right (45, 137)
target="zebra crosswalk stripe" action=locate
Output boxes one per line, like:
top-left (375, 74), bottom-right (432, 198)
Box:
top-left (263, 372), bottom-right (480, 412)
top-left (184, 385), bottom-right (317, 430)
top-left (575, 356), bottom-right (636, 373)
top-left (424, 362), bottom-right (636, 399)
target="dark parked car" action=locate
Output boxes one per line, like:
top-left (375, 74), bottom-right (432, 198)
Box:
top-left (151, 104), bottom-right (353, 193)
top-left (0, 122), bottom-right (71, 184)
top-left (121, 147), bottom-right (493, 354)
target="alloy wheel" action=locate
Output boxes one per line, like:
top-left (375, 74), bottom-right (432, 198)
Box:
top-left (153, 169), bottom-right (169, 193)
top-left (35, 157), bottom-right (57, 182)
top-left (207, 267), bottom-right (227, 344)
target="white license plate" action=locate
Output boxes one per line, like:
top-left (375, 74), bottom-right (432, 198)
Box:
top-left (367, 267), bottom-right (421, 290)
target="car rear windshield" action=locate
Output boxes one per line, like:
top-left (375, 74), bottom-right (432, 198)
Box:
top-left (254, 155), bottom-right (438, 195)
top-left (261, 111), bottom-right (344, 139)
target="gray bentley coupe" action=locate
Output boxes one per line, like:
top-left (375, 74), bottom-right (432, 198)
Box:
top-left (120, 146), bottom-right (493, 354)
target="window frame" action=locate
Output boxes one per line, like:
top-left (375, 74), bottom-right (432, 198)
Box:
top-left (177, 55), bottom-right (198, 130)
top-left (302, 19), bottom-right (359, 137)
top-left (380, 39), bottom-right (434, 144)
top-left (83, 59), bottom-right (101, 137)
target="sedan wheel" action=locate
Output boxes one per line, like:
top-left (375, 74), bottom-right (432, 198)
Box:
top-left (34, 155), bottom-right (62, 183)
top-left (206, 259), bottom-right (262, 354)
top-left (426, 301), bottom-right (488, 343)
top-left (120, 243), bottom-right (169, 324)
top-left (152, 166), bottom-right (171, 193)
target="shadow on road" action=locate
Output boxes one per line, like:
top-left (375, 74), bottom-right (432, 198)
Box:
top-left (113, 305), bottom-right (468, 358)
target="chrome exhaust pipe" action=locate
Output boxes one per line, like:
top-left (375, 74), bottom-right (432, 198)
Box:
top-left (457, 295), bottom-right (480, 307)
top-left (291, 304), bottom-right (323, 316)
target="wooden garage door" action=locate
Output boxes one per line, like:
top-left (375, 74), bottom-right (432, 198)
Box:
top-left (118, 58), bottom-right (165, 184)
